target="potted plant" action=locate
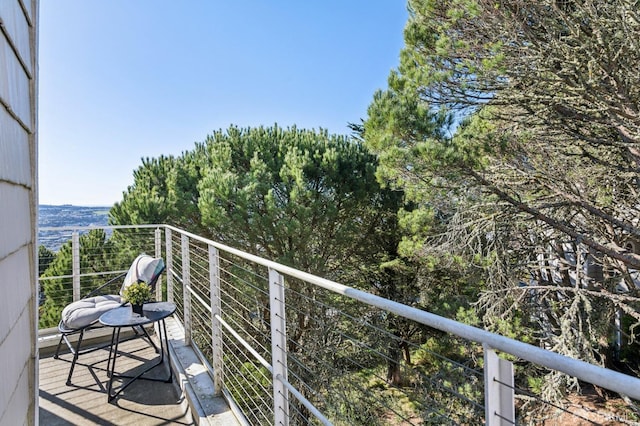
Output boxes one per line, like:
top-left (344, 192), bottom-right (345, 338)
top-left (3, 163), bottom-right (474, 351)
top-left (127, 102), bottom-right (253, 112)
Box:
top-left (122, 281), bottom-right (152, 315)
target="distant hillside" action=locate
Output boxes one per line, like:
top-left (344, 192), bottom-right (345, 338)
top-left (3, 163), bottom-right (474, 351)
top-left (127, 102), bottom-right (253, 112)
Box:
top-left (38, 205), bottom-right (110, 251)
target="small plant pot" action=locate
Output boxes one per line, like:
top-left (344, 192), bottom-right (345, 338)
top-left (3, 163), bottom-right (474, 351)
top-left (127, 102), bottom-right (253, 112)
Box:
top-left (132, 303), bottom-right (144, 316)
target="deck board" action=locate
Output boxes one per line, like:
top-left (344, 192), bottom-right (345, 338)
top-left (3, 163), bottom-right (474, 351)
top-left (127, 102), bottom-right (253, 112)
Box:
top-left (39, 335), bottom-right (194, 425)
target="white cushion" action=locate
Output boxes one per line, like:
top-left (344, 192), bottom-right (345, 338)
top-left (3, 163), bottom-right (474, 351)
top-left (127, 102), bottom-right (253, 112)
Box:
top-left (61, 295), bottom-right (123, 330)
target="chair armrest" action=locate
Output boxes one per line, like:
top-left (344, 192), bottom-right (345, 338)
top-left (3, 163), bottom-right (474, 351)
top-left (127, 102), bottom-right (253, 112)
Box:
top-left (83, 272), bottom-right (127, 298)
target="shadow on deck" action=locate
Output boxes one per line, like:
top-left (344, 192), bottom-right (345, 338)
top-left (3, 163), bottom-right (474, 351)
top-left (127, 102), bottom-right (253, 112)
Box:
top-left (39, 335), bottom-right (194, 425)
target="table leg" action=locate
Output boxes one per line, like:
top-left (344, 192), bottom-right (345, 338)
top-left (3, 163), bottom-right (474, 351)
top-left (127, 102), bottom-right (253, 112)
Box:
top-left (160, 318), bottom-right (172, 382)
top-left (106, 327), bottom-right (121, 399)
top-left (107, 319), bottom-right (172, 402)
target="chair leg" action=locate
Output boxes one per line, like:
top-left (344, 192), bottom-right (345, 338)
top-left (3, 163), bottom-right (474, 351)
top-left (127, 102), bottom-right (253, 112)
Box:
top-left (66, 329), bottom-right (85, 386)
top-left (53, 334), bottom-right (65, 359)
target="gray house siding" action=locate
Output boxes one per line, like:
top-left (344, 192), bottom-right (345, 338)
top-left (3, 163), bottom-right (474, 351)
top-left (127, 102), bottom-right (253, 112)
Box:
top-left (0, 0), bottom-right (38, 425)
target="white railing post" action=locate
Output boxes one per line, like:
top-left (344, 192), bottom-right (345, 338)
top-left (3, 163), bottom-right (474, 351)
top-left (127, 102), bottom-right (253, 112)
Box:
top-left (72, 231), bottom-right (80, 301)
top-left (182, 234), bottom-right (192, 346)
top-left (155, 227), bottom-right (163, 301)
top-left (209, 245), bottom-right (223, 396)
top-left (165, 228), bottom-right (174, 303)
top-left (484, 344), bottom-right (515, 425)
top-left (269, 268), bottom-right (289, 426)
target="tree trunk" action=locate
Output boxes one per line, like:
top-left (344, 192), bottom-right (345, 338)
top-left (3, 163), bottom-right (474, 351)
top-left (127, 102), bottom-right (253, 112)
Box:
top-left (401, 341), bottom-right (412, 366)
top-left (387, 343), bottom-right (403, 386)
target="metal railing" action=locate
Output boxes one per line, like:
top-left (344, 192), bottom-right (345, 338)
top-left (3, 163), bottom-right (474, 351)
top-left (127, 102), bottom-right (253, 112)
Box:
top-left (38, 224), bottom-right (640, 425)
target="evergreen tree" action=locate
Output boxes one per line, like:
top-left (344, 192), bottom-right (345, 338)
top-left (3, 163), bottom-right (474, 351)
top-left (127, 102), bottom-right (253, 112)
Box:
top-left (364, 0), bottom-right (640, 407)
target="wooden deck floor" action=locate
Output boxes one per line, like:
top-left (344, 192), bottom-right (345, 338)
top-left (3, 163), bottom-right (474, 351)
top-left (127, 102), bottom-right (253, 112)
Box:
top-left (39, 335), bottom-right (194, 425)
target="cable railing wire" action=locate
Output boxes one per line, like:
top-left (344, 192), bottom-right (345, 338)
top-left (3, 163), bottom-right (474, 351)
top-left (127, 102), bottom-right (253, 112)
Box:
top-left (284, 358), bottom-right (424, 426)
top-left (226, 358), bottom-right (271, 411)
top-left (222, 340), bottom-right (274, 425)
top-left (284, 284), bottom-right (483, 378)
top-left (281, 329), bottom-right (455, 425)
top-left (285, 343), bottom-right (459, 426)
top-left (280, 305), bottom-right (484, 418)
top-left (269, 286), bottom-right (485, 423)
top-left (218, 297), bottom-right (271, 357)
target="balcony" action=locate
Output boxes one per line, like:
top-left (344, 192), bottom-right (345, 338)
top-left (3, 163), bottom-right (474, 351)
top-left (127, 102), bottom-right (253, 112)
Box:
top-left (37, 225), bottom-right (640, 425)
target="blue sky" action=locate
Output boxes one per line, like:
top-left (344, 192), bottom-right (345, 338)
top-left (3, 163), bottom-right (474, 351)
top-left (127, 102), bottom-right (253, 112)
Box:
top-left (38, 1), bottom-right (408, 206)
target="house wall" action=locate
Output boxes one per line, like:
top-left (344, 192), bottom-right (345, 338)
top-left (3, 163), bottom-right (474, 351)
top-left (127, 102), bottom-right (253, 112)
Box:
top-left (0, 0), bottom-right (38, 425)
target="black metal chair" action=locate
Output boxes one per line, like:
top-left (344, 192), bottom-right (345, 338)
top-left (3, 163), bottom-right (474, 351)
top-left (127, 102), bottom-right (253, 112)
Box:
top-left (54, 254), bottom-right (165, 385)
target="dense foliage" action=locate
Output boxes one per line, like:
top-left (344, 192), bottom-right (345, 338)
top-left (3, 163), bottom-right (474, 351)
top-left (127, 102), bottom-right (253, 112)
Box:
top-left (197, 125), bottom-right (380, 276)
top-left (112, 125), bottom-right (402, 280)
top-left (364, 0), bottom-right (640, 407)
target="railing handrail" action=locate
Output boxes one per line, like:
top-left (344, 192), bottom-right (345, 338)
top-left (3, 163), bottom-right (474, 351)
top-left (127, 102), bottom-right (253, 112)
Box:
top-left (160, 224), bottom-right (640, 401)
top-left (39, 224), bottom-right (161, 232)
